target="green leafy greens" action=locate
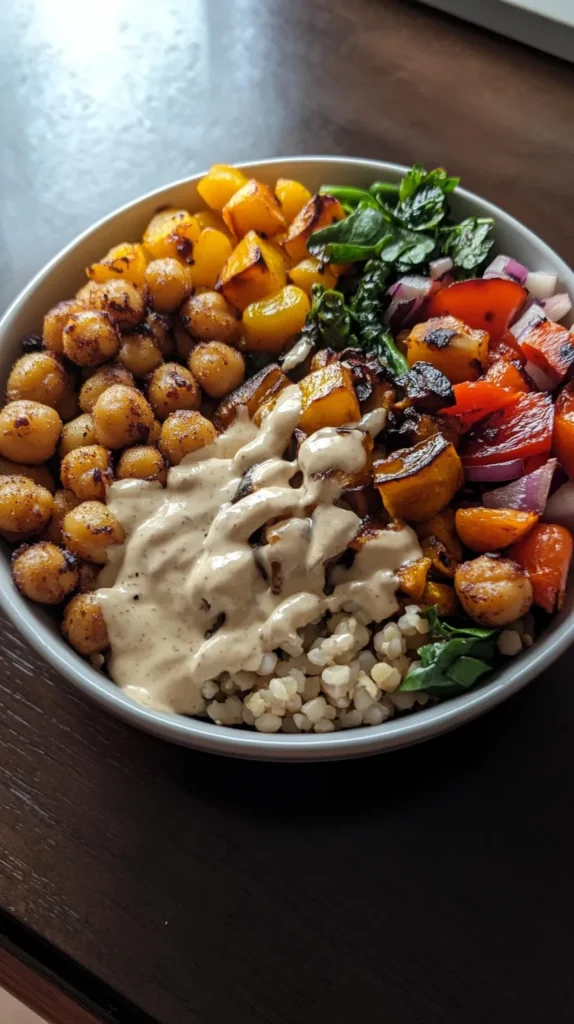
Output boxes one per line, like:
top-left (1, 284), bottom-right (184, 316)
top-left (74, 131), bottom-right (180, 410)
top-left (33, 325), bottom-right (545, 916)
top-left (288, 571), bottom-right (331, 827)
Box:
top-left (301, 285), bottom-right (357, 351)
top-left (399, 607), bottom-right (498, 698)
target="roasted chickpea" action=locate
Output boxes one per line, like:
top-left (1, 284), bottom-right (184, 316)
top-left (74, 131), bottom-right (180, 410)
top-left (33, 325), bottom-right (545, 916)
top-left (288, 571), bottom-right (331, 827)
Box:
top-left (188, 341), bottom-right (245, 399)
top-left (145, 258), bottom-right (193, 313)
top-left (43, 299), bottom-right (84, 355)
top-left (62, 310), bottom-right (120, 367)
top-left (56, 375), bottom-right (81, 422)
top-left (0, 475), bottom-right (53, 537)
top-left (147, 362), bottom-right (201, 420)
top-left (59, 413), bottom-right (97, 457)
top-left (41, 488), bottom-right (80, 545)
top-left (60, 445), bottom-right (113, 502)
top-left (174, 321), bottom-right (194, 361)
top-left (0, 458), bottom-right (55, 493)
top-left (63, 500), bottom-right (125, 564)
top-left (12, 542), bottom-right (78, 604)
top-left (62, 592), bottom-right (109, 655)
top-left (7, 352), bottom-right (67, 407)
top-left (92, 384), bottom-right (154, 449)
top-left (159, 410), bottom-right (217, 465)
top-left (145, 312), bottom-right (175, 357)
top-left (117, 446), bottom-right (168, 485)
top-left (118, 333), bottom-right (164, 377)
top-left (87, 280), bottom-right (145, 330)
top-left (148, 419), bottom-right (162, 444)
top-left (75, 281), bottom-right (100, 304)
top-left (0, 400), bottom-right (62, 464)
top-left (77, 561), bottom-right (101, 593)
top-left (79, 364), bottom-right (135, 413)
top-left (180, 291), bottom-right (240, 344)
top-left (455, 555), bottom-right (533, 628)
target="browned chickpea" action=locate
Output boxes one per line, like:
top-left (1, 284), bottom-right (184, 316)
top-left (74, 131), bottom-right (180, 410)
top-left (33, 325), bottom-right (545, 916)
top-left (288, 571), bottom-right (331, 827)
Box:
top-left (180, 291), bottom-right (240, 343)
top-left (79, 363), bottom-right (135, 413)
top-left (147, 362), bottom-right (201, 420)
top-left (43, 299), bottom-right (84, 355)
top-left (118, 333), bottom-right (164, 377)
top-left (188, 341), bottom-right (245, 399)
top-left (174, 321), bottom-right (194, 361)
top-left (116, 445), bottom-right (168, 485)
top-left (455, 555), bottom-right (533, 628)
top-left (0, 475), bottom-right (54, 537)
top-left (159, 410), bottom-right (217, 465)
top-left (0, 400), bottom-right (62, 464)
top-left (145, 258), bottom-right (193, 313)
top-left (60, 444), bottom-right (113, 502)
top-left (148, 419), bottom-right (162, 444)
top-left (59, 413), bottom-right (97, 457)
top-left (92, 385), bottom-right (154, 449)
top-left (41, 488), bottom-right (80, 545)
top-left (62, 310), bottom-right (120, 367)
top-left (62, 592), bottom-right (109, 655)
top-left (87, 280), bottom-right (145, 330)
top-left (56, 375), bottom-right (81, 422)
top-left (7, 352), bottom-right (67, 407)
top-left (0, 458), bottom-right (55, 493)
top-left (77, 561), bottom-right (101, 593)
top-left (75, 281), bottom-right (100, 303)
top-left (146, 312), bottom-right (175, 357)
top-left (63, 500), bottom-right (125, 563)
top-left (11, 541), bottom-right (78, 604)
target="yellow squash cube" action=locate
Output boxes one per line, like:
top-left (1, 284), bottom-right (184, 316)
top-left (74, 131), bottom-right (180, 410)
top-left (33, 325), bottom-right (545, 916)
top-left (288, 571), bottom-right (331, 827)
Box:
top-left (222, 179), bottom-right (287, 239)
top-left (287, 257), bottom-right (339, 297)
top-left (216, 230), bottom-right (286, 311)
top-left (192, 209), bottom-right (231, 235)
top-left (143, 208), bottom-right (201, 263)
top-left (282, 194), bottom-right (345, 264)
top-left (87, 243), bottom-right (149, 288)
top-left (189, 228), bottom-right (234, 289)
top-left (299, 363), bottom-right (360, 434)
top-left (241, 285), bottom-right (310, 355)
top-left (197, 164), bottom-right (249, 211)
top-left (275, 178), bottom-right (313, 223)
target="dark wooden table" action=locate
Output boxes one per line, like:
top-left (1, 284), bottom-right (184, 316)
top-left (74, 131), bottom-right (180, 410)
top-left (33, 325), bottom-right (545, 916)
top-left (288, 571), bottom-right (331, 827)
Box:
top-left (1, 1), bottom-right (573, 1022)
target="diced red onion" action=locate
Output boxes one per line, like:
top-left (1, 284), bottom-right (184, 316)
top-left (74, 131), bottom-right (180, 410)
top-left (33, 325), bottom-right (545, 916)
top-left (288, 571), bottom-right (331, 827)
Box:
top-left (483, 255), bottom-right (529, 285)
top-left (483, 458), bottom-right (556, 514)
top-left (429, 257), bottom-right (453, 280)
top-left (384, 295), bottom-right (425, 331)
top-left (387, 275), bottom-right (433, 301)
top-left (540, 292), bottom-right (572, 323)
top-left (510, 303), bottom-right (547, 342)
top-left (523, 359), bottom-right (556, 392)
top-left (544, 481), bottom-right (574, 530)
top-left (526, 271), bottom-right (558, 301)
top-left (464, 460), bottom-right (524, 483)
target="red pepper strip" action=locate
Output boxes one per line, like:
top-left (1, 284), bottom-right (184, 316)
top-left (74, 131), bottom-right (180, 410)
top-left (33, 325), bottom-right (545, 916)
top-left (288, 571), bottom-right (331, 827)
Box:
top-left (485, 358), bottom-right (531, 394)
top-left (463, 392), bottom-right (554, 466)
top-left (509, 523), bottom-right (573, 613)
top-left (426, 278), bottom-right (527, 344)
top-left (440, 380), bottom-right (519, 428)
top-left (519, 320), bottom-right (574, 383)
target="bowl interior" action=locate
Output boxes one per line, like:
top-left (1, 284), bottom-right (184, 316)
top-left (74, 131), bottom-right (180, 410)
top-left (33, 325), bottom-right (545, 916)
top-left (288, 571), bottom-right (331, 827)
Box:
top-left (1, 156), bottom-right (573, 760)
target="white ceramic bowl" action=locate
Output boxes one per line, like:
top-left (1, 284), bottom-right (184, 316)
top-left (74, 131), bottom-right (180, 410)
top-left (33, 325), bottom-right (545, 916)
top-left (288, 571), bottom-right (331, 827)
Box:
top-left (1, 156), bottom-right (573, 761)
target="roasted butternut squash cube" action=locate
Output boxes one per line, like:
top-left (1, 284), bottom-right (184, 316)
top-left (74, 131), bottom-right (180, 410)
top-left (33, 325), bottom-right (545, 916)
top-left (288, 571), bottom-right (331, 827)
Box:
top-left (216, 231), bottom-right (287, 311)
top-left (299, 363), bottom-right (360, 434)
top-left (374, 433), bottom-right (463, 522)
top-left (348, 514), bottom-right (387, 551)
top-left (287, 257), bottom-right (339, 297)
top-left (222, 180), bottom-right (287, 239)
top-left (415, 509), bottom-right (463, 561)
top-left (421, 580), bottom-right (459, 616)
top-left (299, 429), bottom-right (373, 490)
top-left (274, 178), bottom-right (313, 223)
top-left (420, 536), bottom-right (459, 579)
top-left (342, 485), bottom-right (381, 520)
top-left (405, 316), bottom-right (489, 385)
top-left (192, 209), bottom-right (230, 234)
top-left (282, 194), bottom-right (346, 264)
top-left (87, 243), bottom-right (148, 288)
top-left (143, 208), bottom-right (201, 263)
top-left (213, 363), bottom-right (290, 430)
top-left (396, 557), bottom-right (432, 600)
top-left (241, 286), bottom-right (310, 355)
top-left (189, 228), bottom-right (234, 289)
top-left (196, 164), bottom-right (249, 211)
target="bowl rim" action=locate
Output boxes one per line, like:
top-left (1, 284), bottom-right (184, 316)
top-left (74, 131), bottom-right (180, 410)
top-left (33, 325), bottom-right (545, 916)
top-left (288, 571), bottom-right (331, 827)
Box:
top-left (1, 154), bottom-right (573, 761)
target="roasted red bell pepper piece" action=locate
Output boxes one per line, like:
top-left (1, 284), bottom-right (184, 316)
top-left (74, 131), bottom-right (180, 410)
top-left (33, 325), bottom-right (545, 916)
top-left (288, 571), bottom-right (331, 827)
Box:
top-left (553, 380), bottom-right (574, 480)
top-left (426, 278), bottom-right (527, 344)
top-left (519, 320), bottom-right (574, 383)
top-left (462, 392), bottom-right (554, 466)
top-left (487, 330), bottom-right (526, 365)
top-left (509, 523), bottom-right (573, 613)
top-left (440, 380), bottom-right (519, 428)
top-left (484, 358), bottom-right (531, 394)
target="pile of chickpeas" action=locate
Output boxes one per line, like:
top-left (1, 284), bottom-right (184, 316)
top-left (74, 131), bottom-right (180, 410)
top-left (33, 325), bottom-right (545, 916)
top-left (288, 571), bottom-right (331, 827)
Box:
top-left (0, 229), bottom-right (249, 659)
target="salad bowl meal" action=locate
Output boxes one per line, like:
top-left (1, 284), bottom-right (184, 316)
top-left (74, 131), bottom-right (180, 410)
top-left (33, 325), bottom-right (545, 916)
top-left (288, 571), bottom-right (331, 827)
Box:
top-left (0, 156), bottom-right (573, 760)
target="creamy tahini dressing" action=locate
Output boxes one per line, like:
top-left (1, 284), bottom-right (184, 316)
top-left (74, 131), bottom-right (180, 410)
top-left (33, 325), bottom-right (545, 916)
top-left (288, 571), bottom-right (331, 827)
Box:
top-left (98, 385), bottom-right (421, 714)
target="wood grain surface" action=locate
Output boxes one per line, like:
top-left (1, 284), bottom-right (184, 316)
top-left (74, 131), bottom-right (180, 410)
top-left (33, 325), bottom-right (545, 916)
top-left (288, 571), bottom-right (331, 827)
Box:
top-left (1, 1), bottom-right (573, 1022)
